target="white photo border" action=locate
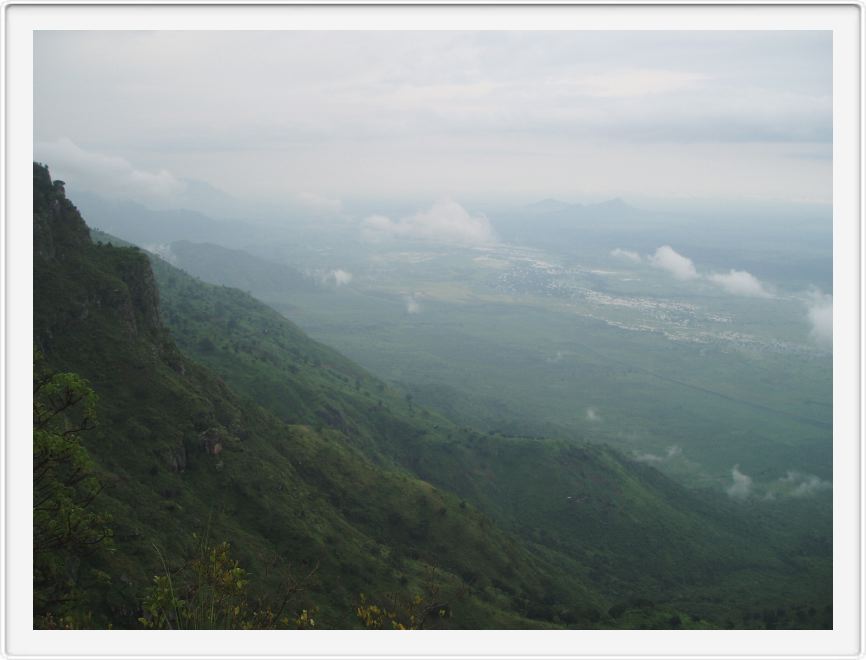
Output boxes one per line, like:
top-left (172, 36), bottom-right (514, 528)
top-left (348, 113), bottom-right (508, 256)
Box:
top-left (2, 2), bottom-right (861, 658)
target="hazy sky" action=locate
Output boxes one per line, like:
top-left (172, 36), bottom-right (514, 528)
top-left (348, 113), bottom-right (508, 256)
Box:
top-left (34, 31), bottom-right (832, 210)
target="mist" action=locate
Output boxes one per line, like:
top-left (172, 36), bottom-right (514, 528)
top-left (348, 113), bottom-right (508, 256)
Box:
top-left (28, 25), bottom-right (836, 633)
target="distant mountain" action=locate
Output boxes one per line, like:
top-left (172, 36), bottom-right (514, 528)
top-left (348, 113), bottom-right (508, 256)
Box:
top-left (159, 240), bottom-right (317, 297)
top-left (495, 197), bottom-right (663, 254)
top-left (523, 198), bottom-right (579, 214)
top-left (522, 197), bottom-right (633, 215)
top-left (593, 197), bottom-right (630, 211)
top-left (72, 191), bottom-right (244, 247)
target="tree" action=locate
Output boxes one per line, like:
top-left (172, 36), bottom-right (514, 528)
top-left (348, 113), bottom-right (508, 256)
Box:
top-left (33, 351), bottom-right (113, 626)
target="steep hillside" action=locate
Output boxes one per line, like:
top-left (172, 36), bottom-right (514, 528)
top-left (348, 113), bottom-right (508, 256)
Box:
top-left (35, 164), bottom-right (604, 628)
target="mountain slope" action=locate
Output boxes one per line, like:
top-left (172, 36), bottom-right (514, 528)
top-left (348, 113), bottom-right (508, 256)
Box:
top-left (159, 240), bottom-right (316, 297)
top-left (35, 163), bottom-right (608, 628)
top-left (132, 241), bottom-right (831, 629)
top-left (35, 164), bottom-right (831, 629)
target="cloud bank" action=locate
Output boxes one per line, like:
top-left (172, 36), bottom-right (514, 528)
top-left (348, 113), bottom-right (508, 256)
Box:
top-left (34, 32), bottom-right (832, 204)
top-left (362, 200), bottom-right (496, 246)
top-left (707, 269), bottom-right (772, 298)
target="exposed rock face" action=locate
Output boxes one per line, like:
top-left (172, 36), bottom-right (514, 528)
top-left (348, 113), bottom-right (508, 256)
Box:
top-left (107, 250), bottom-right (163, 337)
top-left (33, 162), bottom-right (164, 344)
top-left (33, 163), bottom-right (91, 261)
top-left (200, 428), bottom-right (222, 456)
top-left (200, 427), bottom-right (235, 456)
top-left (162, 445), bottom-right (188, 472)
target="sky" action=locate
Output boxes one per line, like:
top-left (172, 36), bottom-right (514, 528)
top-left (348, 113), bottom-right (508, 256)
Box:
top-left (34, 31), bottom-right (832, 212)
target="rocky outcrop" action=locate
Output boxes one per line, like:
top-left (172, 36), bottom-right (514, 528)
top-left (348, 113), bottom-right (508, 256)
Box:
top-left (33, 163), bottom-right (91, 260)
top-left (33, 163), bottom-right (163, 342)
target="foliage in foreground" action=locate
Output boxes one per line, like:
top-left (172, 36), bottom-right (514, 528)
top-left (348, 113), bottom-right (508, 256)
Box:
top-left (139, 535), bottom-right (318, 630)
top-left (33, 351), bottom-right (114, 627)
top-left (356, 567), bottom-right (460, 630)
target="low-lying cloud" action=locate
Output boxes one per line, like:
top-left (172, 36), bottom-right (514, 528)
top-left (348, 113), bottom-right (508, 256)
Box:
top-left (405, 295), bottom-right (421, 314)
top-left (613, 245), bottom-right (776, 299)
top-left (708, 269), bottom-right (772, 298)
top-left (648, 245), bottom-right (698, 280)
top-left (634, 445), bottom-right (681, 464)
top-left (726, 465), bottom-right (753, 500)
top-left (146, 243), bottom-right (178, 265)
top-left (778, 471), bottom-right (832, 498)
top-left (325, 269), bottom-right (353, 286)
top-left (610, 248), bottom-right (643, 263)
top-left (362, 200), bottom-right (495, 246)
top-left (35, 138), bottom-right (186, 204)
top-left (805, 290), bottom-right (832, 346)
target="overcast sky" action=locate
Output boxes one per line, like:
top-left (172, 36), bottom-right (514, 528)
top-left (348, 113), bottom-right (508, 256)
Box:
top-left (34, 31), bottom-right (832, 211)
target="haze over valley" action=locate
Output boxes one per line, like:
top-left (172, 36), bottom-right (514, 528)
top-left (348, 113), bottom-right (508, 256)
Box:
top-left (31, 29), bottom-right (833, 631)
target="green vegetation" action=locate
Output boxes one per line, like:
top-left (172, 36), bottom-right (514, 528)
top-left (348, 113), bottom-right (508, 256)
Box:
top-left (33, 351), bottom-right (114, 628)
top-left (139, 535), bottom-right (319, 630)
top-left (35, 163), bottom-right (831, 629)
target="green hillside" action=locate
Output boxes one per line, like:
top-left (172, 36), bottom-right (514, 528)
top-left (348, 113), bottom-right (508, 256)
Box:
top-left (141, 245), bottom-right (833, 629)
top-left (34, 163), bottom-right (830, 630)
top-left (161, 240), bottom-right (316, 297)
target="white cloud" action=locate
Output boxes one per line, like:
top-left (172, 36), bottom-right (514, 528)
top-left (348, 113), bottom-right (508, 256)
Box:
top-left (361, 200), bottom-right (495, 246)
top-left (778, 471), bottom-right (832, 498)
top-left (610, 248), bottom-right (643, 263)
top-left (405, 295), bottom-right (421, 314)
top-left (726, 465), bottom-right (753, 500)
top-left (634, 445), bottom-right (681, 464)
top-left (648, 245), bottom-right (698, 280)
top-left (585, 407), bottom-right (601, 422)
top-left (708, 269), bottom-right (772, 298)
top-left (35, 137), bottom-right (186, 203)
top-left (805, 290), bottom-right (832, 346)
top-left (330, 269), bottom-right (353, 286)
